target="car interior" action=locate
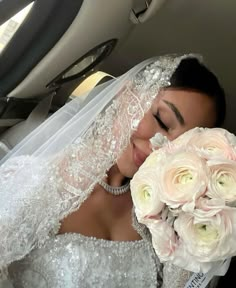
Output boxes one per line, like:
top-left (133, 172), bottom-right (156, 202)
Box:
top-left (0, 0), bottom-right (235, 286)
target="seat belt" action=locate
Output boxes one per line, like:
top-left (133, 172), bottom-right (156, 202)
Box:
top-left (0, 94), bottom-right (53, 159)
top-left (0, 73), bottom-right (114, 159)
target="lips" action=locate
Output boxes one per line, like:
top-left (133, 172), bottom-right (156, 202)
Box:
top-left (133, 144), bottom-right (148, 168)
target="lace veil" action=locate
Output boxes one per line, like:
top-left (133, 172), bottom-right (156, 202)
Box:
top-left (0, 54), bottom-right (199, 275)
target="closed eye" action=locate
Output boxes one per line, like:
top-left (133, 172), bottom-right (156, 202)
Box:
top-left (154, 111), bottom-right (169, 131)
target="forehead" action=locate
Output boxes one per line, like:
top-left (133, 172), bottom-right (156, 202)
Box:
top-left (156, 89), bottom-right (216, 128)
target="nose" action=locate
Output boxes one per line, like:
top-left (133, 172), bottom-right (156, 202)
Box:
top-left (138, 137), bottom-right (153, 157)
top-left (143, 140), bottom-right (153, 157)
top-left (133, 138), bottom-right (152, 159)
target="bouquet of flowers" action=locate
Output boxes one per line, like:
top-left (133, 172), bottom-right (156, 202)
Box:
top-left (130, 127), bottom-right (236, 273)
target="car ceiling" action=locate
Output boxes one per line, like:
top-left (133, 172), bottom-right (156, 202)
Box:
top-left (1, 0), bottom-right (236, 134)
top-left (3, 0), bottom-right (133, 100)
top-left (102, 0), bottom-right (236, 134)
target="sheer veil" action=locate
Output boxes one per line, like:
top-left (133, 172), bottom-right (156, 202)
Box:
top-left (0, 54), bottom-right (199, 162)
top-left (0, 54), bottom-right (200, 280)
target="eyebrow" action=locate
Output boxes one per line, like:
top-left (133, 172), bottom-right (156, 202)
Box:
top-left (163, 100), bottom-right (185, 125)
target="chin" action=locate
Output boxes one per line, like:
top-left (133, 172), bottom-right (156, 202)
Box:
top-left (117, 162), bottom-right (138, 179)
top-left (123, 170), bottom-right (137, 179)
top-left (116, 143), bottom-right (139, 178)
top-left (116, 161), bottom-right (135, 179)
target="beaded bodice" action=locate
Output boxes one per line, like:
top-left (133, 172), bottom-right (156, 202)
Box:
top-left (8, 233), bottom-right (161, 288)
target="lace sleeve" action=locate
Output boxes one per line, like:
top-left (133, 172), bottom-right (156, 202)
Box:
top-left (0, 155), bottom-right (65, 271)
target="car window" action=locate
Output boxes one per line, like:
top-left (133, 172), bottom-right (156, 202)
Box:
top-left (71, 71), bottom-right (114, 97)
top-left (0, 3), bottom-right (33, 53)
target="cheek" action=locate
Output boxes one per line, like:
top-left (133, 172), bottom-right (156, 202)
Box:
top-left (116, 144), bottom-right (138, 177)
top-left (168, 129), bottom-right (187, 141)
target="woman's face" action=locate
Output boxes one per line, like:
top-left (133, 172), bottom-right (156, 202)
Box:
top-left (117, 88), bottom-right (217, 178)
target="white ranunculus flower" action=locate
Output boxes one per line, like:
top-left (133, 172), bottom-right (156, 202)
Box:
top-left (130, 167), bottom-right (164, 223)
top-left (207, 159), bottom-right (236, 205)
top-left (157, 151), bottom-right (208, 209)
top-left (147, 220), bottom-right (177, 261)
top-left (195, 197), bottom-right (226, 217)
top-left (171, 244), bottom-right (214, 273)
top-left (174, 208), bottom-right (236, 263)
top-left (139, 149), bottom-right (166, 169)
top-left (171, 127), bottom-right (204, 148)
top-left (188, 128), bottom-right (236, 160)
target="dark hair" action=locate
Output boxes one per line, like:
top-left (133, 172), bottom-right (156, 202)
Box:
top-left (169, 57), bottom-right (226, 127)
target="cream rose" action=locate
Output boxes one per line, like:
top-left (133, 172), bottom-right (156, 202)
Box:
top-left (148, 220), bottom-right (177, 261)
top-left (130, 167), bottom-right (164, 223)
top-left (174, 208), bottom-right (236, 263)
top-left (157, 151), bottom-right (208, 209)
top-left (207, 159), bottom-right (236, 205)
top-left (188, 128), bottom-right (236, 160)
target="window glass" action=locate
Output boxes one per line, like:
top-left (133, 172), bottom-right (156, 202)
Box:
top-left (0, 3), bottom-right (33, 52)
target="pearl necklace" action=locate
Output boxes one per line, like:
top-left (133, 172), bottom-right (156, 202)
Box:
top-left (98, 180), bottom-right (130, 196)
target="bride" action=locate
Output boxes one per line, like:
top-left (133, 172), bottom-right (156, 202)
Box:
top-left (0, 54), bottom-right (226, 287)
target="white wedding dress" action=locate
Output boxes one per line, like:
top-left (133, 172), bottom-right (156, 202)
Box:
top-left (0, 55), bottom-right (204, 288)
top-left (8, 232), bottom-right (161, 287)
top-left (0, 154), bottom-right (191, 288)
